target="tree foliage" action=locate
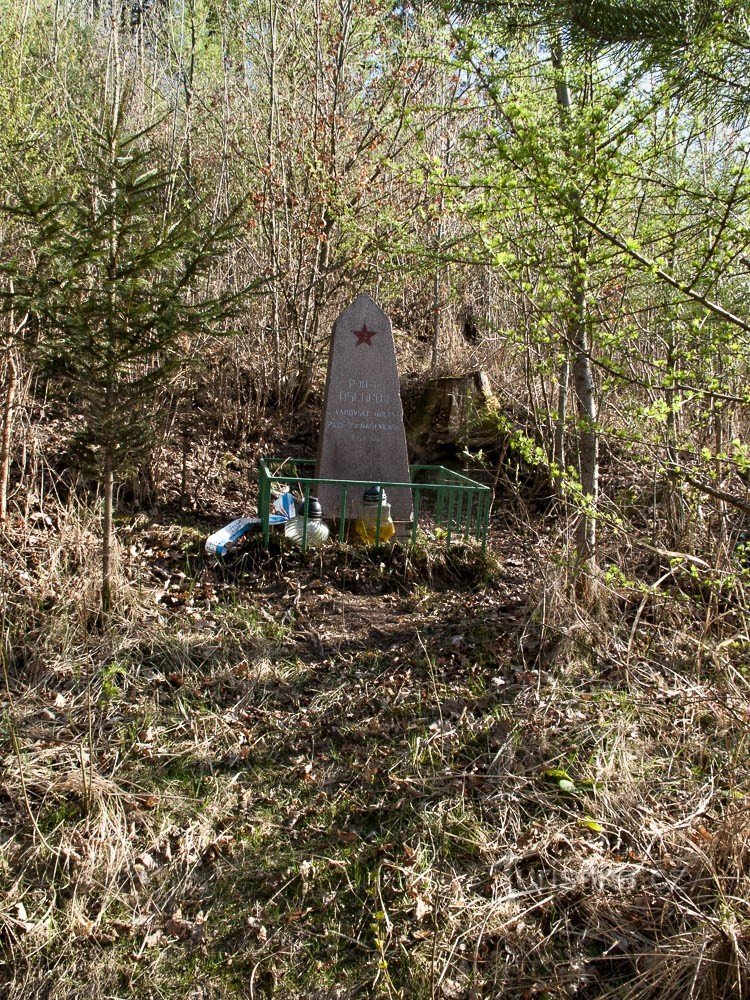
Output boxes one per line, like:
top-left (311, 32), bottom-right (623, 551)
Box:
top-left (4, 120), bottom-right (239, 475)
top-left (2, 102), bottom-right (243, 608)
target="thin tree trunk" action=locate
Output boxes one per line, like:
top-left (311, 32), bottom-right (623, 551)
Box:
top-left (431, 135), bottom-right (451, 376)
top-left (265, 0), bottom-right (283, 405)
top-left (0, 351), bottom-right (17, 521)
top-left (552, 41), bottom-right (571, 494)
top-left (570, 227), bottom-right (597, 569)
top-left (101, 8), bottom-right (120, 616)
top-left (662, 129), bottom-right (685, 548)
top-left (431, 266), bottom-right (442, 376)
top-left (552, 40), bottom-right (598, 575)
top-left (553, 352), bottom-right (569, 490)
top-left (101, 452), bottom-right (114, 613)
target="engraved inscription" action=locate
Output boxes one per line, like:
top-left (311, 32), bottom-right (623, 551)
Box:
top-left (334, 379), bottom-right (393, 430)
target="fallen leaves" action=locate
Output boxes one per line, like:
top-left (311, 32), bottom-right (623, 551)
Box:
top-left (336, 828), bottom-right (359, 845)
top-left (4, 500), bottom-right (748, 1000)
top-left (163, 908), bottom-right (206, 944)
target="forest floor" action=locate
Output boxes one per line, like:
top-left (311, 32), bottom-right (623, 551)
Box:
top-left (1, 485), bottom-right (749, 998)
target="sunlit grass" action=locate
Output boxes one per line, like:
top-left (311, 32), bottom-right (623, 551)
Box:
top-left (0, 509), bottom-right (748, 998)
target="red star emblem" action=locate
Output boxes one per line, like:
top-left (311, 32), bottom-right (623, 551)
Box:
top-left (353, 323), bottom-right (377, 346)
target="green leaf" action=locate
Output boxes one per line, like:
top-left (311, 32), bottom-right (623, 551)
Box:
top-left (542, 768), bottom-right (572, 782)
top-left (581, 816), bottom-right (604, 832)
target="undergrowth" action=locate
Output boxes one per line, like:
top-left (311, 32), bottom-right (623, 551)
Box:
top-left (0, 502), bottom-right (748, 998)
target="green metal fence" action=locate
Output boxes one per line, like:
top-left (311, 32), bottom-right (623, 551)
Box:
top-left (258, 457), bottom-right (492, 552)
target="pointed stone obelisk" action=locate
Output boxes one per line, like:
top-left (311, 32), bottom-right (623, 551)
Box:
top-left (316, 294), bottom-right (412, 525)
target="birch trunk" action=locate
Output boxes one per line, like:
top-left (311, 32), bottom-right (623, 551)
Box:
top-left (552, 41), bottom-right (598, 575)
top-left (570, 231), bottom-right (597, 569)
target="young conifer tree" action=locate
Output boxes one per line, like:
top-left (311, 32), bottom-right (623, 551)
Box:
top-left (2, 110), bottom-right (242, 612)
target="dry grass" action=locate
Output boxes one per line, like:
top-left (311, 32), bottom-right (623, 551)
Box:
top-left (0, 501), bottom-right (748, 998)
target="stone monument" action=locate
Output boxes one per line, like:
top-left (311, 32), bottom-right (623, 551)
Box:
top-left (316, 293), bottom-right (412, 525)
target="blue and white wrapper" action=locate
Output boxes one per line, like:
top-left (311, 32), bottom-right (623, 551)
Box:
top-left (205, 515), bottom-right (286, 556)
